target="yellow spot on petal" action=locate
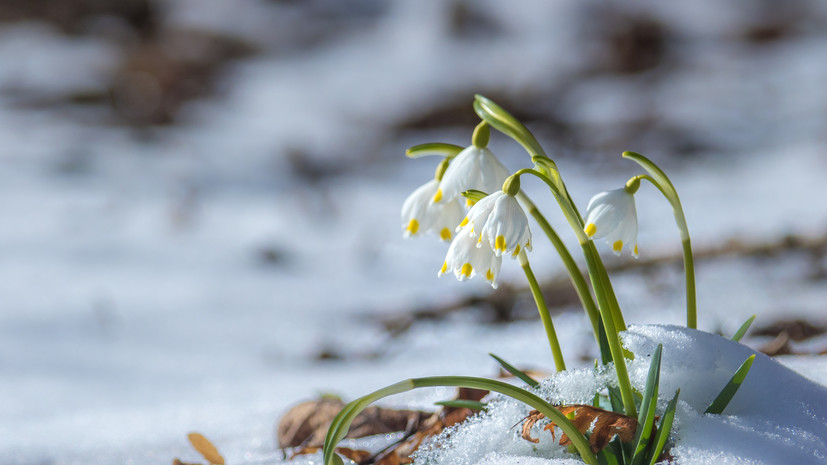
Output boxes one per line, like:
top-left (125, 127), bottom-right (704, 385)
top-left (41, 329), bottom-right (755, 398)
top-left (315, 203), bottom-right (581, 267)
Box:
top-left (634, 244), bottom-right (639, 255)
top-left (585, 223), bottom-right (597, 237)
top-left (495, 235), bottom-right (506, 252)
top-left (466, 198), bottom-right (476, 207)
top-left (486, 269), bottom-right (494, 281)
top-left (459, 217), bottom-right (469, 227)
top-left (440, 261), bottom-right (448, 274)
top-left (613, 240), bottom-right (623, 252)
top-left (433, 189), bottom-right (443, 203)
top-left (440, 228), bottom-right (452, 241)
top-left (406, 219), bottom-right (419, 235)
top-left (478, 234), bottom-right (483, 244)
top-left (512, 244), bottom-right (521, 257)
top-left (460, 263), bottom-right (473, 277)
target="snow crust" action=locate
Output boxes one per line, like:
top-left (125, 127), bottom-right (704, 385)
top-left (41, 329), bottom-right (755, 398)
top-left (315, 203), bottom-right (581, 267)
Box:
top-left (414, 325), bottom-right (827, 465)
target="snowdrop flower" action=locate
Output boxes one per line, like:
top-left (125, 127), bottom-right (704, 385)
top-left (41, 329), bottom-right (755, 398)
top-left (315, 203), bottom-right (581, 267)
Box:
top-left (460, 191), bottom-right (532, 258)
top-left (439, 224), bottom-right (503, 288)
top-left (584, 188), bottom-right (639, 258)
top-left (434, 145), bottom-right (510, 206)
top-left (402, 179), bottom-right (465, 241)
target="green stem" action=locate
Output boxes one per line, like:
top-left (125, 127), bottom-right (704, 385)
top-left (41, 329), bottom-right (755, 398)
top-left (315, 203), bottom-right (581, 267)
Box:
top-left (517, 193), bottom-right (601, 340)
top-left (512, 169), bottom-right (635, 416)
top-left (683, 238), bottom-right (696, 329)
top-left (582, 244), bottom-right (637, 418)
top-left (322, 376), bottom-right (598, 465)
top-left (519, 252), bottom-right (566, 372)
top-left (623, 152), bottom-right (697, 329)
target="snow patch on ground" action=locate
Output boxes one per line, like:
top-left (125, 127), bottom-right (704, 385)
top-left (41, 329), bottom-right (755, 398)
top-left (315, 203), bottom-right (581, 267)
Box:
top-left (413, 326), bottom-right (827, 465)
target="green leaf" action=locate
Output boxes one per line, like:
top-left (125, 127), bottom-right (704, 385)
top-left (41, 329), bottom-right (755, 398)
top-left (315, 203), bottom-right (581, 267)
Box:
top-left (405, 143), bottom-right (464, 158)
top-left (489, 353), bottom-right (540, 388)
top-left (631, 345), bottom-right (662, 465)
top-left (322, 376), bottom-right (598, 465)
top-left (731, 315), bottom-right (757, 342)
top-left (434, 400), bottom-right (488, 411)
top-left (647, 389), bottom-right (680, 465)
top-left (704, 354), bottom-right (756, 414)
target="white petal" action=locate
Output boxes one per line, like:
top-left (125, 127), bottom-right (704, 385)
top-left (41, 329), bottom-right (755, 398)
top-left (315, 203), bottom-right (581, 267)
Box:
top-left (401, 179), bottom-right (439, 237)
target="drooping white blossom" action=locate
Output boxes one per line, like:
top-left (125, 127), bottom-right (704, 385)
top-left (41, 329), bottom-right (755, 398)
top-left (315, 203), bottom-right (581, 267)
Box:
top-left (433, 146), bottom-right (509, 206)
top-left (439, 224), bottom-right (502, 288)
top-left (401, 179), bottom-right (464, 241)
top-left (583, 188), bottom-right (639, 258)
top-left (460, 191), bottom-right (532, 258)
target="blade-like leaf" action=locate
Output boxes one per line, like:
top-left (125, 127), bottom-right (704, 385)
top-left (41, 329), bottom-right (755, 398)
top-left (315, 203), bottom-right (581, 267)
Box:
top-left (731, 315), bottom-right (757, 342)
top-left (647, 389), bottom-right (680, 465)
top-left (631, 345), bottom-right (662, 464)
top-left (489, 353), bottom-right (540, 388)
top-left (705, 354), bottom-right (756, 414)
top-left (434, 400), bottom-right (487, 411)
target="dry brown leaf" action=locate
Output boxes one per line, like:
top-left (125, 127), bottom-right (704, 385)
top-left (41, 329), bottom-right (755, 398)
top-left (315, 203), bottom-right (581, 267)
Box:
top-left (282, 388), bottom-right (487, 464)
top-left (277, 398), bottom-right (431, 448)
top-left (172, 459), bottom-right (201, 465)
top-left (335, 447), bottom-right (374, 464)
top-left (290, 446), bottom-right (372, 464)
top-left (521, 405), bottom-right (639, 453)
top-left (187, 432), bottom-right (225, 465)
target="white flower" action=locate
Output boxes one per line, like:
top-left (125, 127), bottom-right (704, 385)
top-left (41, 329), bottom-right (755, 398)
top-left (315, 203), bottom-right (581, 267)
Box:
top-left (459, 191), bottom-right (532, 258)
top-left (439, 225), bottom-right (502, 288)
top-left (433, 146), bottom-right (510, 206)
top-left (402, 179), bottom-right (464, 241)
top-left (583, 188), bottom-right (639, 258)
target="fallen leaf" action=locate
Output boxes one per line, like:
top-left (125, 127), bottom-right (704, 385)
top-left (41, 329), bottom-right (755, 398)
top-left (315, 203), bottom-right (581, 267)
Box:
top-left (277, 398), bottom-right (431, 448)
top-left (187, 432), bottom-right (225, 465)
top-left (521, 405), bottom-right (639, 453)
top-left (290, 446), bottom-right (372, 464)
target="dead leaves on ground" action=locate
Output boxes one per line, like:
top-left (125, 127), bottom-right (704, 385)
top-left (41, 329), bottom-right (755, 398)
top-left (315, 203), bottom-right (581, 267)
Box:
top-left (173, 432), bottom-right (225, 465)
top-left (282, 388), bottom-right (488, 465)
top-left (521, 405), bottom-right (638, 453)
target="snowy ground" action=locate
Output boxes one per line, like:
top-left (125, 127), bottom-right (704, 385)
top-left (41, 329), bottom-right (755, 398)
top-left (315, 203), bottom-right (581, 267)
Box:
top-left (1, 1), bottom-right (826, 464)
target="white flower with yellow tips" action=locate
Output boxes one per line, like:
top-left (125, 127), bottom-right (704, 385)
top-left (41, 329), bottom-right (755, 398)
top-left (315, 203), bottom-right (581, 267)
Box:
top-left (401, 179), bottom-right (464, 241)
top-left (433, 146), bottom-right (509, 206)
top-left (460, 191), bottom-right (532, 258)
top-left (583, 188), bottom-right (639, 258)
top-left (439, 224), bottom-right (502, 288)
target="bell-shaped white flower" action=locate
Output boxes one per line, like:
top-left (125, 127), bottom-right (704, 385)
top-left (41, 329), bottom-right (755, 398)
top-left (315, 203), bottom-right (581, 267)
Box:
top-left (433, 146), bottom-right (509, 205)
top-left (583, 188), bottom-right (639, 258)
top-left (402, 179), bottom-right (465, 241)
top-left (459, 191), bottom-right (532, 258)
top-left (439, 224), bottom-right (503, 288)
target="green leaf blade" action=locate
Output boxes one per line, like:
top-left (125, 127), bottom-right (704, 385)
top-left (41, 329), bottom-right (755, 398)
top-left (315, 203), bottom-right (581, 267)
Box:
top-left (647, 389), bottom-right (680, 465)
top-left (489, 353), bottom-right (540, 387)
top-left (704, 354), bottom-right (756, 415)
top-left (731, 315), bottom-right (757, 342)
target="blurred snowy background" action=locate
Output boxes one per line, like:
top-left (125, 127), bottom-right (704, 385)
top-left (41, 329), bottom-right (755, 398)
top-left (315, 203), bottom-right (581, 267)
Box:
top-left (1, 0), bottom-right (826, 464)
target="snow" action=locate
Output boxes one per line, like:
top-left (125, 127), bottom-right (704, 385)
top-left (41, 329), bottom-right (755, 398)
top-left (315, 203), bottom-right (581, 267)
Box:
top-left (413, 326), bottom-right (827, 465)
top-left (1, 0), bottom-right (826, 464)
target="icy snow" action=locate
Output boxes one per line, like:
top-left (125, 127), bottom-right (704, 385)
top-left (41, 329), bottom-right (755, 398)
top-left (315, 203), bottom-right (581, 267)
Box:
top-left (412, 326), bottom-right (827, 465)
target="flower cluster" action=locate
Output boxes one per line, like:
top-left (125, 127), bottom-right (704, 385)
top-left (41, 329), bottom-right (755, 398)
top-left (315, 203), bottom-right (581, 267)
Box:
top-left (439, 191), bottom-right (532, 288)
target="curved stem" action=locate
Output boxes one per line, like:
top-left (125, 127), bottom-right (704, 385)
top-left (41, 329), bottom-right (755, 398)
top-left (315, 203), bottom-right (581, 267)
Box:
top-left (519, 252), bottom-right (566, 372)
top-left (512, 168), bottom-right (634, 415)
top-left (517, 193), bottom-right (601, 340)
top-left (624, 152), bottom-right (697, 329)
top-left (322, 376), bottom-right (598, 465)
